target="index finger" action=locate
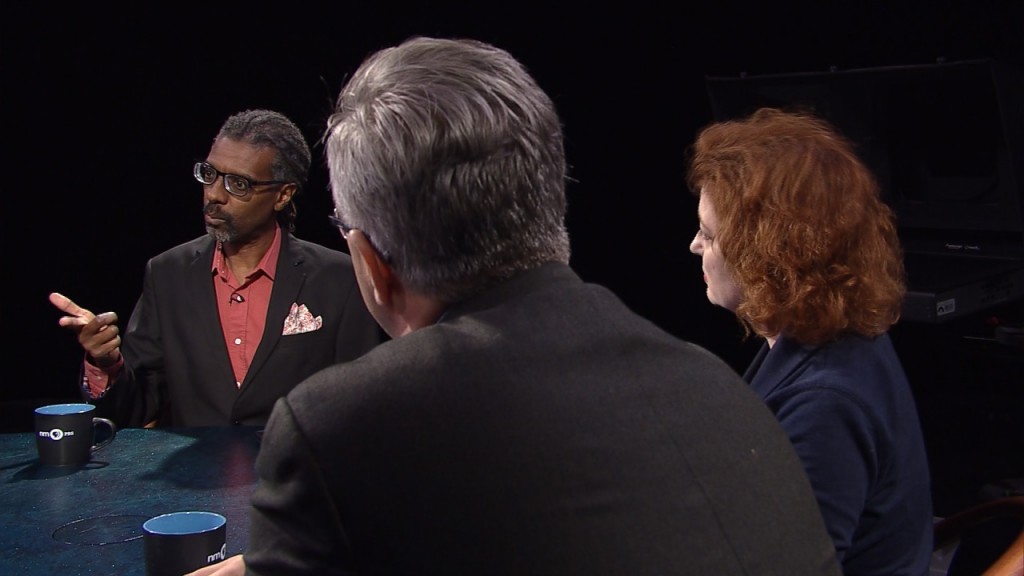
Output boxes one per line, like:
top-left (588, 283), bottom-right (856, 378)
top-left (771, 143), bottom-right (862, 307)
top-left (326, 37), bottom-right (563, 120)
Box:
top-left (49, 292), bottom-right (93, 321)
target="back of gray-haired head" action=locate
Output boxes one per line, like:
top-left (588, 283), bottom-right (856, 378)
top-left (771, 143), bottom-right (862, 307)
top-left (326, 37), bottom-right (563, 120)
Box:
top-left (217, 109), bottom-right (311, 232)
top-left (325, 36), bottom-right (571, 304)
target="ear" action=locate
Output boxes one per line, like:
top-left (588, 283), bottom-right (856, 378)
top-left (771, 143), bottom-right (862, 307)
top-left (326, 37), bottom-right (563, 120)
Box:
top-left (348, 231), bottom-right (446, 337)
top-left (349, 230), bottom-right (396, 308)
top-left (273, 183), bottom-right (298, 212)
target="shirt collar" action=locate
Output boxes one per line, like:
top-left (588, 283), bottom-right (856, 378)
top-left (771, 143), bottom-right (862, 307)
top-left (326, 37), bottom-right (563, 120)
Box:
top-left (211, 225), bottom-right (283, 283)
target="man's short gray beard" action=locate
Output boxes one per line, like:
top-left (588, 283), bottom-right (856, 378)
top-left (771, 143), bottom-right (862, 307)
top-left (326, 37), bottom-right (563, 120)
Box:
top-left (206, 226), bottom-right (236, 244)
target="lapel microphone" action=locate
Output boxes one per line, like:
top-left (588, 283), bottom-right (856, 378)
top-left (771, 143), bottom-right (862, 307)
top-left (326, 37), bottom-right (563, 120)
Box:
top-left (230, 293), bottom-right (245, 304)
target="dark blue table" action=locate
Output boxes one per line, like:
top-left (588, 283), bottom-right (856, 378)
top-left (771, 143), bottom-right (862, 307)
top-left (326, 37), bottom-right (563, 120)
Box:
top-left (0, 426), bottom-right (261, 575)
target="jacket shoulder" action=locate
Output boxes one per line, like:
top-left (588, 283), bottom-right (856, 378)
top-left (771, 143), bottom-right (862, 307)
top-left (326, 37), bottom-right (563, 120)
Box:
top-left (148, 235), bottom-right (213, 266)
top-left (285, 234), bottom-right (354, 268)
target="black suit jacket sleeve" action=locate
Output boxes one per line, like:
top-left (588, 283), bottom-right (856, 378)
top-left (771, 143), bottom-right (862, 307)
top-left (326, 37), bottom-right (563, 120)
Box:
top-left (79, 259), bottom-right (168, 428)
top-left (246, 398), bottom-right (353, 576)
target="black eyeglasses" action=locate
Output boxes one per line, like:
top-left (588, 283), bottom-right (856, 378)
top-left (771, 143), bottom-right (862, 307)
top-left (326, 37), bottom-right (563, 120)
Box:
top-left (328, 209), bottom-right (354, 239)
top-left (329, 209), bottom-right (392, 262)
top-left (194, 161), bottom-right (290, 199)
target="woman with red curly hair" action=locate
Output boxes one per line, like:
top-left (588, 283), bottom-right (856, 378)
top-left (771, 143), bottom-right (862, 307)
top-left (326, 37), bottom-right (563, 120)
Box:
top-left (688, 107), bottom-right (932, 576)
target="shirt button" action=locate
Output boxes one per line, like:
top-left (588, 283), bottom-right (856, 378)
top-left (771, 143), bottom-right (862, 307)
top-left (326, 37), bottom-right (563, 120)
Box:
top-left (234, 338), bottom-right (242, 345)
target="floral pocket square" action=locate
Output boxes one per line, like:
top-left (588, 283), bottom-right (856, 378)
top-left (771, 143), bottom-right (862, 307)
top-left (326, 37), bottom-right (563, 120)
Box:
top-left (282, 303), bottom-right (323, 335)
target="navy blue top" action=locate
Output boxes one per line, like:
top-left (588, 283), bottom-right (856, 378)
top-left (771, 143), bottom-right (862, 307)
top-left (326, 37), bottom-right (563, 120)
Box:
top-left (745, 333), bottom-right (933, 576)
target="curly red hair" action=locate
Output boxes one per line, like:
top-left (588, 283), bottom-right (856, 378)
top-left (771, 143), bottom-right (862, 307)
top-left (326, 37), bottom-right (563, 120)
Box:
top-left (688, 107), bottom-right (905, 345)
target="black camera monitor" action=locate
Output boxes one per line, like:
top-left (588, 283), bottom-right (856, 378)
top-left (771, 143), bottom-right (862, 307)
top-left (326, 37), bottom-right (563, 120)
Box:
top-left (704, 59), bottom-right (1024, 257)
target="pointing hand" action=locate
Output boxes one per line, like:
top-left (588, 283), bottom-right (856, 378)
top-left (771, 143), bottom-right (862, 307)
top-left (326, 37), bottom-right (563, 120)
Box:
top-left (49, 292), bottom-right (122, 368)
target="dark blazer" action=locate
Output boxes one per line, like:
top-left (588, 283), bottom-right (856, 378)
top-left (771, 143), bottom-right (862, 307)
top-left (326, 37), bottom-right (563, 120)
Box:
top-left (745, 334), bottom-right (933, 576)
top-left (88, 228), bottom-right (381, 428)
top-left (246, 263), bottom-right (841, 576)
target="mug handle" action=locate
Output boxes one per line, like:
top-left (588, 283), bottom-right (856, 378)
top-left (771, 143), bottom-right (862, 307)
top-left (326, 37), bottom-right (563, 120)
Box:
top-left (91, 417), bottom-right (117, 452)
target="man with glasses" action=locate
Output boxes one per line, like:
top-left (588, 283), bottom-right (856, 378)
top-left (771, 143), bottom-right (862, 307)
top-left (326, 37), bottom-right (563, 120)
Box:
top-left (49, 109), bottom-right (380, 428)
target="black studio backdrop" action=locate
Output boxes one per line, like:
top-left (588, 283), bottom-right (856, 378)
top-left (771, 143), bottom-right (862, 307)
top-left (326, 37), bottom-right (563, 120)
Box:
top-left (4, 4), bottom-right (1023, 510)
